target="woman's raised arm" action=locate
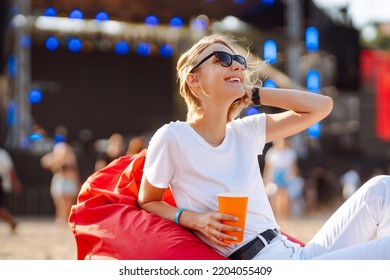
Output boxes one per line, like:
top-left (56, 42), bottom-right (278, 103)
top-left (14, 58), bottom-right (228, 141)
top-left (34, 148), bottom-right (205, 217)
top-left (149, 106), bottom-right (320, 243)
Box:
top-left (256, 87), bottom-right (333, 143)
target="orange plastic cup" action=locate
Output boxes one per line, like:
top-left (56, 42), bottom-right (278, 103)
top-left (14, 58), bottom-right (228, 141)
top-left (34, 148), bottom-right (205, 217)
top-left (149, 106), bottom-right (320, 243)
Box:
top-left (217, 193), bottom-right (248, 244)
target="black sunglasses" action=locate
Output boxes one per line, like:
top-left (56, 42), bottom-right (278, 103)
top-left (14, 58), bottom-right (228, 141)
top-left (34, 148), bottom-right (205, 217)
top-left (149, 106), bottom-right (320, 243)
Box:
top-left (189, 51), bottom-right (247, 73)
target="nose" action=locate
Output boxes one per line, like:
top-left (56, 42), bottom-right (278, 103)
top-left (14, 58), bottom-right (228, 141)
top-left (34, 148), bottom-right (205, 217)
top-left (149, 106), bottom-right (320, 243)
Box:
top-left (231, 59), bottom-right (244, 71)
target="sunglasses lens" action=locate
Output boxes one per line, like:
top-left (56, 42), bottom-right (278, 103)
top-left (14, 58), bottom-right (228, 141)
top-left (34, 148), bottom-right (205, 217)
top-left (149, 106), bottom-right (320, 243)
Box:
top-left (216, 53), bottom-right (232, 67)
top-left (216, 52), bottom-right (247, 69)
top-left (235, 56), bottom-right (247, 68)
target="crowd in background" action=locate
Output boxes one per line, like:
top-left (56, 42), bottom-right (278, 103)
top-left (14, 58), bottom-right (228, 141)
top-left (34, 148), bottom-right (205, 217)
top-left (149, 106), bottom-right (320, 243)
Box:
top-left (0, 123), bottom-right (389, 234)
top-left (262, 138), bottom-right (390, 227)
top-left (0, 123), bottom-right (149, 233)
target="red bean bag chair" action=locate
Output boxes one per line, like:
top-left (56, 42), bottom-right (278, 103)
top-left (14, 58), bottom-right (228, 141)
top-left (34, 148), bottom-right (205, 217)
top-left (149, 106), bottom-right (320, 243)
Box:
top-left (69, 149), bottom-right (304, 260)
top-left (69, 150), bottom-right (226, 260)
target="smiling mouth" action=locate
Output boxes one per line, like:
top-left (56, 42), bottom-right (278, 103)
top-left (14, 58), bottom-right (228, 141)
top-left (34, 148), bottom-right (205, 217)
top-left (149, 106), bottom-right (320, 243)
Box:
top-left (226, 77), bottom-right (241, 83)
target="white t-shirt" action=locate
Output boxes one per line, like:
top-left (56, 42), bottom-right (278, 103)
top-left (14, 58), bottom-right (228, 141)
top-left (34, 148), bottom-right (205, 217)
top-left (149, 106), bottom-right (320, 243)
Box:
top-left (144, 113), bottom-right (279, 257)
top-left (0, 148), bottom-right (14, 193)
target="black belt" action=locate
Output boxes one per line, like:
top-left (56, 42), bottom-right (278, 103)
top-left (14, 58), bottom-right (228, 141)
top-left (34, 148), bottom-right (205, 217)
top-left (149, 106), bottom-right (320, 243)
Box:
top-left (228, 229), bottom-right (279, 260)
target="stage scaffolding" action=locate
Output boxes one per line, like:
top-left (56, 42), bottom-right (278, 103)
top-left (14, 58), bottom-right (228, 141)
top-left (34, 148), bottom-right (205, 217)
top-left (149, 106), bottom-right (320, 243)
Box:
top-left (3, 0), bottom-right (33, 150)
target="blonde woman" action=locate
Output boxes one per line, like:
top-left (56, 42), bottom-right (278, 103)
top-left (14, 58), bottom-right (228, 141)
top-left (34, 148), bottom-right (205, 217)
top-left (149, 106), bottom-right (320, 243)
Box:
top-left (138, 34), bottom-right (390, 259)
top-left (41, 142), bottom-right (80, 226)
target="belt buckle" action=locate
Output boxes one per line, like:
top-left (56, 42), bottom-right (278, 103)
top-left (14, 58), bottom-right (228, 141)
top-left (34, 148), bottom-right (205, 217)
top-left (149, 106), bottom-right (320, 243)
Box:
top-left (257, 233), bottom-right (269, 247)
top-left (258, 228), bottom-right (279, 245)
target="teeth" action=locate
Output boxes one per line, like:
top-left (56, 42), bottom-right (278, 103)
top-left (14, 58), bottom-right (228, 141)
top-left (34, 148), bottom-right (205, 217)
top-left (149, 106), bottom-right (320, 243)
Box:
top-left (228, 77), bottom-right (240, 82)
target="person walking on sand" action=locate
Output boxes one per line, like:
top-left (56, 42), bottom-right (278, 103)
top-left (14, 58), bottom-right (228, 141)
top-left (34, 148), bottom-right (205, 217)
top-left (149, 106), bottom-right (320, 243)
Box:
top-left (0, 147), bottom-right (22, 234)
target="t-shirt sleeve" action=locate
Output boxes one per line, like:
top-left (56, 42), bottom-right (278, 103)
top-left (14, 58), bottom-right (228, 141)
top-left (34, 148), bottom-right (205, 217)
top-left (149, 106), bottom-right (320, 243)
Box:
top-left (234, 113), bottom-right (267, 155)
top-left (143, 124), bottom-right (178, 189)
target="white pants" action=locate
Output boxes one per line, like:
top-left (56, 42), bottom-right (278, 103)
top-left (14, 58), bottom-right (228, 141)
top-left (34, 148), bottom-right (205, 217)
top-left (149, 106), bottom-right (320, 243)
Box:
top-left (253, 175), bottom-right (390, 260)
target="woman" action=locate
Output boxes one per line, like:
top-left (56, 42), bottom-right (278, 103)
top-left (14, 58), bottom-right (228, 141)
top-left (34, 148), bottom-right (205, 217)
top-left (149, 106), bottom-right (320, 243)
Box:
top-left (138, 34), bottom-right (390, 259)
top-left (41, 142), bottom-right (80, 226)
top-left (263, 138), bottom-right (299, 222)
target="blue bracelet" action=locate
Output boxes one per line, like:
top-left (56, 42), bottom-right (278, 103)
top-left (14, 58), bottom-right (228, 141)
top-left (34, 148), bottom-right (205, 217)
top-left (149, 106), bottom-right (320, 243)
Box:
top-left (174, 208), bottom-right (186, 225)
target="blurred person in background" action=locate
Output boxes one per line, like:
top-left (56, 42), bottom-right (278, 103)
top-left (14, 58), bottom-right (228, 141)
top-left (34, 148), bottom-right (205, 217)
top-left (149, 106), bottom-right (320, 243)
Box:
top-left (287, 171), bottom-right (306, 217)
top-left (340, 164), bottom-right (361, 200)
top-left (263, 138), bottom-right (299, 223)
top-left (126, 135), bottom-right (147, 155)
top-left (41, 142), bottom-right (80, 227)
top-left (94, 133), bottom-right (125, 172)
top-left (305, 164), bottom-right (341, 212)
top-left (0, 147), bottom-right (22, 234)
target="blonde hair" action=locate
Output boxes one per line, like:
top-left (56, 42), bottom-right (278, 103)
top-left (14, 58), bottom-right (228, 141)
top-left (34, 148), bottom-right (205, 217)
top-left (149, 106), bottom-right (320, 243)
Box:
top-left (176, 34), bottom-right (262, 122)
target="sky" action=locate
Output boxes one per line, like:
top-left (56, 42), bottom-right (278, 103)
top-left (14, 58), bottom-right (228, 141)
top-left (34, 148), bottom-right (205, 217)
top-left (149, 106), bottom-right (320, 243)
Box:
top-left (314, 0), bottom-right (390, 29)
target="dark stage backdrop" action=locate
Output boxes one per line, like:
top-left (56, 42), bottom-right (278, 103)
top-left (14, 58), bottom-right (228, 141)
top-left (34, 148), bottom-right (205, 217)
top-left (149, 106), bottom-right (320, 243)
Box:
top-left (4, 48), bottom-right (176, 216)
top-left (31, 46), bottom-right (176, 141)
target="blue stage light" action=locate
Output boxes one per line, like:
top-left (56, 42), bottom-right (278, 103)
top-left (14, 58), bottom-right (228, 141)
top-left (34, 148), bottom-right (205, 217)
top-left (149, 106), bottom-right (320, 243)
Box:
top-left (234, 0), bottom-right (246, 3)
top-left (6, 101), bottom-right (17, 127)
top-left (245, 107), bottom-right (260, 116)
top-left (43, 7), bottom-right (57, 17)
top-left (20, 35), bottom-right (31, 48)
top-left (45, 36), bottom-right (59, 51)
top-left (306, 26), bottom-right (319, 52)
top-left (7, 55), bottom-right (17, 77)
top-left (263, 79), bottom-right (277, 88)
top-left (29, 89), bottom-right (43, 104)
top-left (54, 134), bottom-right (65, 144)
top-left (114, 41), bottom-right (129, 55)
top-left (95, 11), bottom-right (109, 21)
top-left (263, 40), bottom-right (277, 64)
top-left (308, 122), bottom-right (321, 139)
top-left (68, 38), bottom-right (82, 52)
top-left (69, 9), bottom-right (83, 19)
top-left (29, 133), bottom-right (43, 141)
top-left (169, 17), bottom-right (184, 29)
top-left (262, 0), bottom-right (275, 5)
top-left (192, 18), bottom-right (207, 31)
top-left (306, 70), bottom-right (320, 93)
top-left (145, 15), bottom-right (159, 27)
top-left (160, 44), bottom-right (174, 57)
top-left (8, 5), bottom-right (19, 17)
top-left (137, 43), bottom-right (151, 56)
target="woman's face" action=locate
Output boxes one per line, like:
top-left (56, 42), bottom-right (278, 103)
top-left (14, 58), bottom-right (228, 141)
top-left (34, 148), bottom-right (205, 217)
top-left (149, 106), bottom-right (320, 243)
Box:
top-left (190, 43), bottom-right (246, 103)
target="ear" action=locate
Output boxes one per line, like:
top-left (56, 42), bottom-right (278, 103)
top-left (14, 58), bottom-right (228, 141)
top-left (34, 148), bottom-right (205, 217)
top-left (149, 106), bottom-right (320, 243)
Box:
top-left (186, 73), bottom-right (201, 88)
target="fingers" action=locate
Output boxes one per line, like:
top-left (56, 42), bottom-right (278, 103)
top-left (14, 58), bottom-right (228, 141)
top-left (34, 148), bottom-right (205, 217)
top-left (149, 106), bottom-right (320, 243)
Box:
top-left (219, 223), bottom-right (242, 233)
top-left (217, 212), bottom-right (239, 222)
top-left (211, 213), bottom-right (241, 229)
top-left (207, 227), bottom-right (238, 247)
top-left (210, 236), bottom-right (230, 247)
top-left (194, 211), bottom-right (243, 246)
top-left (208, 216), bottom-right (242, 246)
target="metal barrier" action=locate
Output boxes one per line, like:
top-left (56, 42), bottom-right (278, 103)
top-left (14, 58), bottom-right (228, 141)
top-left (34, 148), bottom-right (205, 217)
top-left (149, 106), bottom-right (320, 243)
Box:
top-left (3, 184), bottom-right (55, 216)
